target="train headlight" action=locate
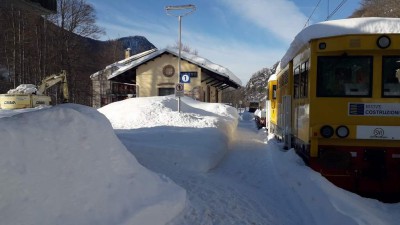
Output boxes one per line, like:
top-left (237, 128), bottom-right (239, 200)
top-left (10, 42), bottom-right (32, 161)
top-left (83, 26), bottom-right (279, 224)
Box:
top-left (377, 35), bottom-right (391, 49)
top-left (336, 126), bottom-right (349, 138)
top-left (320, 125), bottom-right (334, 138)
top-left (319, 42), bottom-right (327, 50)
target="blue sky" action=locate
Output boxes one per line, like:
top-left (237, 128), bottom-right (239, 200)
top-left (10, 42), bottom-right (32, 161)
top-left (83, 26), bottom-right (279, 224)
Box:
top-left (86, 0), bottom-right (361, 84)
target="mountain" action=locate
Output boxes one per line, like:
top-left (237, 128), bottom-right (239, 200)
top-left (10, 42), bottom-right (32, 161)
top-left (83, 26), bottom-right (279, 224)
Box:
top-left (117, 36), bottom-right (157, 55)
top-left (244, 62), bottom-right (279, 105)
top-left (82, 35), bottom-right (156, 59)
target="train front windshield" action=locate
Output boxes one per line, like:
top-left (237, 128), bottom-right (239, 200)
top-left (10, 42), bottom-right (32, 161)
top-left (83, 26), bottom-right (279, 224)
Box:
top-left (382, 56), bottom-right (400, 97)
top-left (316, 56), bottom-right (372, 97)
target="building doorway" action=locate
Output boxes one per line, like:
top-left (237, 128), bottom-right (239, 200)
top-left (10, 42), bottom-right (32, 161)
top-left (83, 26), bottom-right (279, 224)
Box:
top-left (159, 88), bottom-right (175, 96)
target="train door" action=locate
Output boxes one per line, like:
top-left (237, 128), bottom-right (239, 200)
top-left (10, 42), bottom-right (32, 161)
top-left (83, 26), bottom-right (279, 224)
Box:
top-left (282, 95), bottom-right (291, 149)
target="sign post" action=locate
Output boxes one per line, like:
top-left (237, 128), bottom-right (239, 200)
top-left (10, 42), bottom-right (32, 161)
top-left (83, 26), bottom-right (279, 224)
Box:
top-left (175, 83), bottom-right (184, 112)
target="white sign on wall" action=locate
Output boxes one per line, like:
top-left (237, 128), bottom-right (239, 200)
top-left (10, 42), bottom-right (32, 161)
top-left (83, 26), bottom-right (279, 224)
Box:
top-left (356, 125), bottom-right (400, 140)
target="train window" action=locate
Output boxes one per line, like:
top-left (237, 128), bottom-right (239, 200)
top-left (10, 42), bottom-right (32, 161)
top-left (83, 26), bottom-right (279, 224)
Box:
top-left (301, 61), bottom-right (309, 98)
top-left (294, 67), bottom-right (300, 99)
top-left (273, 85), bottom-right (277, 99)
top-left (317, 56), bottom-right (372, 97)
top-left (283, 71), bottom-right (289, 85)
top-left (382, 56), bottom-right (400, 97)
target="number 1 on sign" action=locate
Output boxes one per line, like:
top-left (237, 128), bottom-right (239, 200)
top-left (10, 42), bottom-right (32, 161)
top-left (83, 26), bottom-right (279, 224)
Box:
top-left (180, 73), bottom-right (190, 83)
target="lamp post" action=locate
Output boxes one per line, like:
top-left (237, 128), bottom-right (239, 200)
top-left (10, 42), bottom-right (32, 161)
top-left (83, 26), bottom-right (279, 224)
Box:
top-left (165, 4), bottom-right (196, 112)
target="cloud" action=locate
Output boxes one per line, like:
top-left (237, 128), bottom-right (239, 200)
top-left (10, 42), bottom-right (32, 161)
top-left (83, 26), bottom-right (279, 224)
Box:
top-left (201, 45), bottom-right (284, 84)
top-left (91, 0), bottom-right (292, 83)
top-left (219, 0), bottom-right (308, 43)
top-left (97, 14), bottom-right (283, 84)
top-left (180, 31), bottom-right (285, 83)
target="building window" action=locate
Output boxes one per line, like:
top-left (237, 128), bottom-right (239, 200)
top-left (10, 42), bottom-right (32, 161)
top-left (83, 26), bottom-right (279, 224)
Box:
top-left (111, 82), bottom-right (135, 95)
top-left (158, 88), bottom-right (175, 96)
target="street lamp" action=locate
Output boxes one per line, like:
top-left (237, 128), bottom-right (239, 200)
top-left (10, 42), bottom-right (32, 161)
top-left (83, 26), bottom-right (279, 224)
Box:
top-left (165, 4), bottom-right (196, 112)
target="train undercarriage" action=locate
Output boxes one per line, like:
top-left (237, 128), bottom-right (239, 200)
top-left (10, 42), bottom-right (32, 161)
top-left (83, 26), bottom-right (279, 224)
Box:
top-left (293, 138), bottom-right (400, 202)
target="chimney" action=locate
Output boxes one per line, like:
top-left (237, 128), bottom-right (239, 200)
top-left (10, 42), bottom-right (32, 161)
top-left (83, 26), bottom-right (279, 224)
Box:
top-left (125, 48), bottom-right (131, 59)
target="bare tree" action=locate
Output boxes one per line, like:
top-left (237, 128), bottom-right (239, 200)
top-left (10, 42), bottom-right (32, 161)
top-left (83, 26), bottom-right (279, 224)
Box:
top-left (48, 0), bottom-right (104, 39)
top-left (47, 0), bottom-right (105, 103)
top-left (222, 87), bottom-right (245, 107)
top-left (0, 0), bottom-right (108, 105)
top-left (170, 40), bottom-right (198, 55)
top-left (0, 6), bottom-right (42, 88)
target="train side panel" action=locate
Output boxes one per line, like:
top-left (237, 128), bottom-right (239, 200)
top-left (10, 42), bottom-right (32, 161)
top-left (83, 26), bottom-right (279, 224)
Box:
top-left (274, 63), bottom-right (293, 142)
top-left (291, 48), bottom-right (311, 153)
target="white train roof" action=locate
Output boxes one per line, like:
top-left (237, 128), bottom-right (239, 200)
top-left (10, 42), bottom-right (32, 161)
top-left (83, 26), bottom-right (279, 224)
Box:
top-left (280, 17), bottom-right (400, 68)
top-left (268, 73), bottom-right (277, 82)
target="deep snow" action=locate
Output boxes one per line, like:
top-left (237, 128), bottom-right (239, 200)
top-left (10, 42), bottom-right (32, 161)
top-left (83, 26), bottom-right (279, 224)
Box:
top-left (0, 104), bottom-right (185, 225)
top-left (1, 96), bottom-right (400, 225)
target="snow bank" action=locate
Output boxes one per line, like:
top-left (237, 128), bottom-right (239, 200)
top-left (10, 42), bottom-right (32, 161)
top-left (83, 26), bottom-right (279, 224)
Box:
top-left (254, 109), bottom-right (266, 118)
top-left (7, 84), bottom-right (37, 94)
top-left (99, 96), bottom-right (239, 172)
top-left (0, 104), bottom-right (186, 225)
top-left (267, 136), bottom-right (400, 225)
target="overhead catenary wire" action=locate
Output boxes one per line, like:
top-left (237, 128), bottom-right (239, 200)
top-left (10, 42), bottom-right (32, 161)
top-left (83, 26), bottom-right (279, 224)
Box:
top-left (303, 0), bottom-right (323, 28)
top-left (326, 0), bottom-right (348, 20)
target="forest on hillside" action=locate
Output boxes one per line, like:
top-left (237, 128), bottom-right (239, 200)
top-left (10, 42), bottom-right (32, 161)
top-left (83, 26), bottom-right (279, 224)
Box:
top-left (0, 0), bottom-right (124, 105)
top-left (351, 0), bottom-right (400, 18)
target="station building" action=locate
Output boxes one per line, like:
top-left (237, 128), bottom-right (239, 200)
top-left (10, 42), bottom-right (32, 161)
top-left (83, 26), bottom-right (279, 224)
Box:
top-left (90, 48), bottom-right (242, 107)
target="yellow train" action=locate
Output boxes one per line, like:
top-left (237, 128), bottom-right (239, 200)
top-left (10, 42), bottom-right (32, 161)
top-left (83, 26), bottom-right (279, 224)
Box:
top-left (266, 73), bottom-right (277, 134)
top-left (268, 17), bottom-right (400, 199)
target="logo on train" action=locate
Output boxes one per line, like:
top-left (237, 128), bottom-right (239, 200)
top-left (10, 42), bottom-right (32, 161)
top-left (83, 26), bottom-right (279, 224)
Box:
top-left (372, 128), bottom-right (385, 138)
top-left (349, 103), bottom-right (364, 115)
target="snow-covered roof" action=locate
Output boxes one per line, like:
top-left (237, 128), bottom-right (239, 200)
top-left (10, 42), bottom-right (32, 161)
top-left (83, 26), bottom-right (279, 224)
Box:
top-left (112, 48), bottom-right (158, 67)
top-left (107, 48), bottom-right (242, 87)
top-left (90, 48), bottom-right (158, 79)
top-left (268, 73), bottom-right (277, 82)
top-left (281, 17), bottom-right (400, 68)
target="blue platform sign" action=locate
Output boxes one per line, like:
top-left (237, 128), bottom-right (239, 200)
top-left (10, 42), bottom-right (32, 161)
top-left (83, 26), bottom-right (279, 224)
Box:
top-left (180, 72), bottom-right (191, 83)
